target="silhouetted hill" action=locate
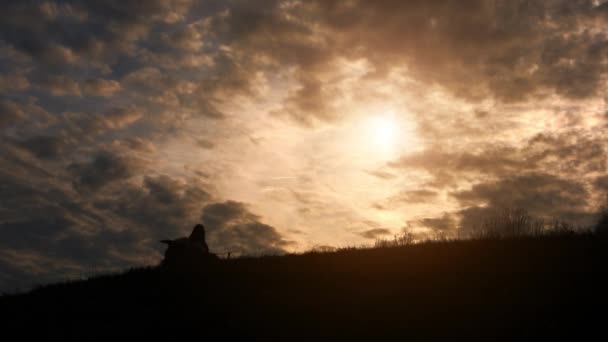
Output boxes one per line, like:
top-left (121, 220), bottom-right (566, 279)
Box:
top-left (1, 234), bottom-right (607, 341)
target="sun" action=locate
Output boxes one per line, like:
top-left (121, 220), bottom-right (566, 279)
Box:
top-left (341, 107), bottom-right (419, 164)
top-left (371, 116), bottom-right (397, 145)
top-left (369, 112), bottom-right (399, 147)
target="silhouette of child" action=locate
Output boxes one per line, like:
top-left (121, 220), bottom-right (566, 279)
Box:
top-left (160, 224), bottom-right (215, 268)
top-left (189, 224), bottom-right (209, 253)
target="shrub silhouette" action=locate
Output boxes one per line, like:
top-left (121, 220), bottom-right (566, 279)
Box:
top-left (466, 207), bottom-right (584, 239)
top-left (374, 231), bottom-right (415, 248)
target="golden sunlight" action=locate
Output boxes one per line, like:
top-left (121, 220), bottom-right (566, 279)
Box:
top-left (355, 108), bottom-right (420, 161)
top-left (369, 112), bottom-right (399, 148)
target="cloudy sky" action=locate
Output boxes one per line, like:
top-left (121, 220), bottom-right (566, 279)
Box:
top-left (1, 0), bottom-right (608, 291)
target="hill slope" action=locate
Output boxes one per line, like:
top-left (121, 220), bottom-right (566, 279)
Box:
top-left (1, 235), bottom-right (607, 340)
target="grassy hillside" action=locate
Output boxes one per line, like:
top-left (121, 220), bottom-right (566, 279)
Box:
top-left (1, 234), bottom-right (607, 340)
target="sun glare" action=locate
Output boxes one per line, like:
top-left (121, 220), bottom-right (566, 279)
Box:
top-left (370, 113), bottom-right (398, 147)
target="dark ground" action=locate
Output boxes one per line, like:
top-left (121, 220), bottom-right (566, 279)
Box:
top-left (1, 234), bottom-right (606, 341)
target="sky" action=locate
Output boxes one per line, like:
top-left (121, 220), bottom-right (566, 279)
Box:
top-left (1, 0), bottom-right (608, 292)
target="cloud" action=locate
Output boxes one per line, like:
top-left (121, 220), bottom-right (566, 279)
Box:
top-left (82, 79), bottom-right (121, 97)
top-left (195, 138), bottom-right (215, 149)
top-left (0, 73), bottom-right (29, 92)
top-left (0, 165), bottom-right (214, 291)
top-left (595, 175), bottom-right (608, 192)
top-left (0, 98), bottom-right (55, 134)
top-left (120, 67), bottom-right (224, 119)
top-left (385, 126), bottom-right (606, 232)
top-left (158, 0), bottom-right (608, 125)
top-left (38, 75), bottom-right (81, 96)
top-left (334, 1), bottom-right (608, 101)
top-left (202, 201), bottom-right (291, 254)
top-left (415, 214), bottom-right (457, 231)
top-left (358, 228), bottom-right (392, 239)
top-left (68, 151), bottom-right (144, 192)
top-left (452, 172), bottom-right (595, 230)
top-left (394, 190), bottom-right (439, 203)
top-left (390, 130), bottom-right (606, 188)
top-left (524, 132), bottom-right (607, 175)
top-left (100, 108), bottom-right (143, 129)
top-left (367, 169), bottom-right (398, 180)
top-left (0, 99), bottom-right (25, 128)
top-left (17, 135), bottom-right (66, 159)
top-left (390, 146), bottom-right (529, 183)
top-left (160, 24), bottom-right (205, 51)
top-left (111, 137), bottom-right (157, 154)
top-left (0, 164), bottom-right (146, 291)
top-left (0, 0), bottom-right (192, 68)
top-left (95, 175), bottom-right (213, 242)
top-left (63, 107), bottom-right (144, 138)
top-left (4, 1), bottom-right (608, 125)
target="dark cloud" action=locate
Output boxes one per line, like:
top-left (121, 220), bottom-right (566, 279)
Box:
top-left (360, 0), bottom-right (605, 101)
top-left (160, 24), bottom-right (204, 52)
top-left (82, 79), bottom-right (121, 97)
top-left (452, 173), bottom-right (587, 211)
top-left (195, 138), bottom-right (215, 149)
top-left (390, 130), bottom-right (606, 187)
top-left (0, 164), bottom-right (147, 291)
top-left (2, 132), bottom-right (265, 292)
top-left (286, 1), bottom-right (608, 119)
top-left (373, 189), bottom-right (441, 211)
top-left (37, 75), bottom-right (81, 96)
top-left (277, 75), bottom-right (337, 125)
top-left (595, 175), bottom-right (608, 191)
top-left (17, 135), bottom-right (66, 159)
top-left (394, 190), bottom-right (439, 203)
top-left (120, 66), bottom-right (224, 119)
top-left (94, 175), bottom-right (212, 242)
top-left (523, 132), bottom-right (607, 175)
top-left (0, 0), bottom-right (193, 68)
top-left (100, 108), bottom-right (143, 129)
top-left (0, 99), bottom-right (25, 128)
top-left (0, 0), bottom-right (210, 128)
top-left (166, 0), bottom-right (608, 124)
top-left (68, 151), bottom-right (143, 192)
top-left (202, 201), bottom-right (290, 254)
top-left (367, 169), bottom-right (398, 180)
top-left (0, 98), bottom-right (55, 135)
top-left (415, 214), bottom-right (457, 231)
top-left (390, 146), bottom-right (527, 181)
top-left (0, 164), bottom-right (214, 291)
top-left (387, 127), bottom-right (605, 232)
top-left (62, 107), bottom-right (144, 139)
top-left (453, 172), bottom-right (594, 230)
top-left (111, 137), bottom-right (156, 154)
top-left (0, 73), bottom-right (29, 92)
top-left (358, 228), bottom-right (392, 239)
top-left (2, 1), bottom-right (608, 126)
